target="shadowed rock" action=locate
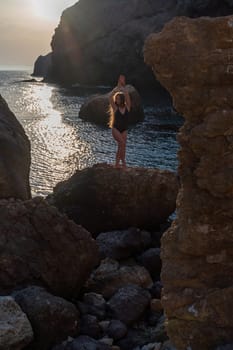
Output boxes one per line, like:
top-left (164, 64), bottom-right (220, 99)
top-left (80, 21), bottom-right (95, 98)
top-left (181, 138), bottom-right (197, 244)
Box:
top-left (79, 85), bottom-right (144, 126)
top-left (144, 15), bottom-right (233, 349)
top-left (49, 164), bottom-right (178, 234)
top-left (0, 197), bottom-right (99, 298)
top-left (14, 286), bottom-right (79, 350)
top-left (0, 94), bottom-right (31, 199)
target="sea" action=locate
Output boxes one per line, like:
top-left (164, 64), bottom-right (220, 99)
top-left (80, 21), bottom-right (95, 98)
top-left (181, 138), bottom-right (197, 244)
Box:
top-left (0, 69), bottom-right (183, 197)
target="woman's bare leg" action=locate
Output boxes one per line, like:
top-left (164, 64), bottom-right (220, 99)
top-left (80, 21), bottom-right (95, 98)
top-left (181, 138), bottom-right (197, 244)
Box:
top-left (112, 128), bottom-right (124, 167)
top-left (120, 131), bottom-right (127, 167)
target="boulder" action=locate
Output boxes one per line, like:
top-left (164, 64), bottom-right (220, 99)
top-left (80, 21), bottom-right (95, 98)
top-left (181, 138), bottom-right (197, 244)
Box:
top-left (78, 293), bottom-right (106, 320)
top-left (144, 15), bottom-right (233, 349)
top-left (46, 0), bottom-right (233, 88)
top-left (52, 335), bottom-right (111, 350)
top-left (96, 228), bottom-right (151, 260)
top-left (85, 259), bottom-right (153, 299)
top-left (0, 197), bottom-right (99, 298)
top-left (107, 285), bottom-right (151, 325)
top-left (14, 286), bottom-right (79, 350)
top-left (49, 164), bottom-right (178, 234)
top-left (79, 314), bottom-right (102, 339)
top-left (0, 296), bottom-right (33, 350)
top-left (106, 320), bottom-right (128, 341)
top-left (79, 85), bottom-right (144, 125)
top-left (137, 248), bottom-right (162, 280)
top-left (0, 94), bottom-right (31, 199)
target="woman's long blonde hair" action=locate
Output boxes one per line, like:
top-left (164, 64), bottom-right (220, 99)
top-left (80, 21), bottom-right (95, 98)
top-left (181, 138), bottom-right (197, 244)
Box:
top-left (108, 92), bottom-right (126, 128)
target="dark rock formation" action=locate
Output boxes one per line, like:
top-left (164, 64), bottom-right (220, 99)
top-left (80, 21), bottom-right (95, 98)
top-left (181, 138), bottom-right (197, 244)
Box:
top-left (32, 53), bottom-right (52, 77)
top-left (144, 15), bottom-right (233, 350)
top-left (107, 285), bottom-right (151, 325)
top-left (0, 94), bottom-right (31, 199)
top-left (52, 335), bottom-right (111, 350)
top-left (79, 85), bottom-right (144, 126)
top-left (14, 286), bottom-right (79, 350)
top-left (46, 0), bottom-right (233, 89)
top-left (0, 197), bottom-right (99, 298)
top-left (0, 296), bottom-right (33, 350)
top-left (137, 248), bottom-right (162, 280)
top-left (49, 164), bottom-right (178, 234)
top-left (96, 228), bottom-right (151, 260)
top-left (85, 259), bottom-right (153, 299)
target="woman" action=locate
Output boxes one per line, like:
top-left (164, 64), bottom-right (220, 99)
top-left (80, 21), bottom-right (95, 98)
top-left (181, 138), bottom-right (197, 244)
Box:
top-left (109, 76), bottom-right (131, 168)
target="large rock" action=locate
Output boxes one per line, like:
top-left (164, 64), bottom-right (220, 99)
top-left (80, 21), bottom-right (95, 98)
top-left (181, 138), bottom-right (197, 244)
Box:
top-left (32, 53), bottom-right (52, 77)
top-left (107, 285), bottom-right (151, 325)
top-left (0, 296), bottom-right (33, 350)
top-left (46, 0), bottom-right (233, 88)
top-left (96, 228), bottom-right (151, 260)
top-left (79, 85), bottom-right (144, 125)
top-left (85, 259), bottom-right (153, 299)
top-left (14, 286), bottom-right (79, 350)
top-left (0, 94), bottom-right (30, 199)
top-left (49, 164), bottom-right (178, 234)
top-left (0, 197), bottom-right (99, 298)
top-left (144, 15), bottom-right (233, 349)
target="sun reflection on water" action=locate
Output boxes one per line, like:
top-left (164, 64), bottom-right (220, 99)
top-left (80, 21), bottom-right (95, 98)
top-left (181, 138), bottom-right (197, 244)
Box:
top-left (23, 84), bottom-right (93, 196)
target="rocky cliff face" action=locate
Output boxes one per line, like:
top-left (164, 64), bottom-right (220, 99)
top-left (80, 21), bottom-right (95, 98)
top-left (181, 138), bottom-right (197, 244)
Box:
top-left (32, 52), bottom-right (52, 77)
top-left (46, 0), bottom-right (233, 88)
top-left (144, 15), bottom-right (233, 349)
top-left (0, 94), bottom-right (31, 199)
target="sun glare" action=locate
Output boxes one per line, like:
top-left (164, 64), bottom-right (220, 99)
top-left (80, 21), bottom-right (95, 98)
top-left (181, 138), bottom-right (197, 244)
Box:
top-left (31, 0), bottom-right (76, 22)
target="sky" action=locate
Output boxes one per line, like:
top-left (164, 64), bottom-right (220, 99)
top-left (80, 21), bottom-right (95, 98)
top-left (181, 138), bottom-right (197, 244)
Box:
top-left (0, 0), bottom-right (76, 69)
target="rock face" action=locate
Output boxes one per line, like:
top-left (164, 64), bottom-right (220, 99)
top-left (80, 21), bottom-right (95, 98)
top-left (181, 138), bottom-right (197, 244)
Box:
top-left (14, 286), bottom-right (79, 350)
top-left (46, 0), bottom-right (233, 88)
top-left (79, 85), bottom-right (144, 126)
top-left (49, 164), bottom-right (178, 234)
top-left (32, 53), bottom-right (52, 77)
top-left (0, 296), bottom-right (33, 350)
top-left (0, 197), bottom-right (99, 298)
top-left (144, 15), bottom-right (233, 349)
top-left (0, 94), bottom-right (31, 199)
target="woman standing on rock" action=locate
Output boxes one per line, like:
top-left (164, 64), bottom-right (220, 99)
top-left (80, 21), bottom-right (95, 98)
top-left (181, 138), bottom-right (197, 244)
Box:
top-left (109, 75), bottom-right (131, 168)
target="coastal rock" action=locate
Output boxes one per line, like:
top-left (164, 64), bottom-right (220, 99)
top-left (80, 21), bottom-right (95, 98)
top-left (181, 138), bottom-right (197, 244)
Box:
top-left (78, 293), bottom-right (106, 320)
top-left (14, 286), bottom-right (79, 350)
top-left (0, 296), bottom-right (33, 350)
top-left (49, 164), bottom-right (178, 234)
top-left (137, 248), bottom-right (162, 280)
top-left (85, 259), bottom-right (153, 299)
top-left (47, 0), bottom-right (233, 88)
top-left (32, 53), bottom-right (52, 77)
top-left (96, 228), bottom-right (151, 260)
top-left (144, 15), bottom-right (233, 349)
top-left (0, 197), bottom-right (99, 298)
top-left (107, 285), bottom-right (151, 325)
top-left (106, 320), bottom-right (128, 341)
top-left (79, 85), bottom-right (144, 125)
top-left (0, 94), bottom-right (30, 199)
top-left (80, 314), bottom-right (102, 339)
top-left (52, 335), bottom-right (111, 350)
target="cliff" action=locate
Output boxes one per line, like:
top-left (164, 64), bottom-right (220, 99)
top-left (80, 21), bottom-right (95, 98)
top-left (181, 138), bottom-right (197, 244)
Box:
top-left (144, 15), bottom-right (233, 349)
top-left (45, 0), bottom-right (233, 89)
top-left (32, 52), bottom-right (52, 77)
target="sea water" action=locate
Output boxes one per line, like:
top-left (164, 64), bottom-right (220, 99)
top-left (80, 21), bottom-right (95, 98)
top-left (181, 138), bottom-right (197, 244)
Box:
top-left (0, 70), bottom-right (182, 197)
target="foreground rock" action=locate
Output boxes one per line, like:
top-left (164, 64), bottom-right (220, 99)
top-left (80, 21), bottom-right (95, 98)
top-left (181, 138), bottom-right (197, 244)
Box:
top-left (0, 94), bottom-right (31, 199)
top-left (46, 0), bottom-right (233, 88)
top-left (144, 15), bottom-right (233, 349)
top-left (0, 197), bottom-right (99, 298)
top-left (14, 286), bottom-right (79, 350)
top-left (85, 259), bottom-right (153, 299)
top-left (0, 296), bottom-right (33, 350)
top-left (96, 228), bottom-right (151, 260)
top-left (52, 335), bottom-right (111, 350)
top-left (79, 85), bottom-right (144, 125)
top-left (49, 164), bottom-right (178, 234)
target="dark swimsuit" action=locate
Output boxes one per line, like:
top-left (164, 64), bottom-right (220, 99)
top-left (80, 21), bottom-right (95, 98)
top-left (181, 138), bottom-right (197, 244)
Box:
top-left (113, 107), bottom-right (129, 133)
